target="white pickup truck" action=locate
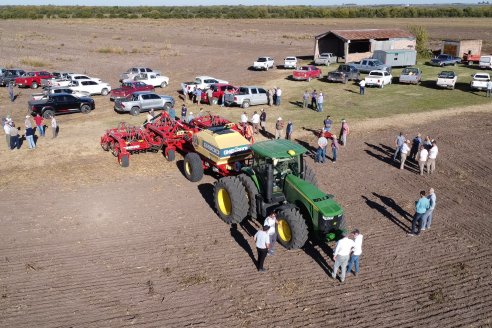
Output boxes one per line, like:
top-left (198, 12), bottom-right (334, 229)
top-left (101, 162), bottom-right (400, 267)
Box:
top-left (314, 53), bottom-right (336, 66)
top-left (120, 67), bottom-right (161, 82)
top-left (284, 56), bottom-right (297, 69)
top-left (253, 57), bottom-right (275, 71)
top-left (365, 70), bottom-right (393, 88)
top-left (470, 72), bottom-right (490, 91)
top-left (181, 76), bottom-right (228, 95)
top-left (125, 72), bottom-right (169, 88)
top-left (70, 79), bottom-right (112, 96)
top-left (436, 71), bottom-right (457, 89)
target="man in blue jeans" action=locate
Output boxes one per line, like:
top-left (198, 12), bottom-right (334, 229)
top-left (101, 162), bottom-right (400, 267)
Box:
top-left (316, 135), bottom-right (328, 163)
top-left (421, 188), bottom-right (436, 230)
top-left (347, 229), bottom-right (363, 276)
top-left (393, 132), bottom-right (406, 161)
top-left (408, 190), bottom-right (430, 236)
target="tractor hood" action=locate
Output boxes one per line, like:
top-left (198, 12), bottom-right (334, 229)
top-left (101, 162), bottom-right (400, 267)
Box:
top-left (284, 174), bottom-right (343, 216)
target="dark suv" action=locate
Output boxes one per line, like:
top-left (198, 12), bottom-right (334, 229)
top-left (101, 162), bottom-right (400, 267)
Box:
top-left (0, 69), bottom-right (25, 87)
top-left (326, 65), bottom-right (360, 84)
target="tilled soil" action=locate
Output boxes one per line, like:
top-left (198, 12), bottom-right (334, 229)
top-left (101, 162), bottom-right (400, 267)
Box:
top-left (0, 111), bottom-right (491, 327)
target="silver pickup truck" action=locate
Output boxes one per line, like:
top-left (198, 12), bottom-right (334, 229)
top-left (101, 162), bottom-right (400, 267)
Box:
top-left (224, 86), bottom-right (268, 108)
top-left (399, 67), bottom-right (422, 85)
top-left (350, 58), bottom-right (391, 73)
top-left (114, 91), bottom-right (174, 116)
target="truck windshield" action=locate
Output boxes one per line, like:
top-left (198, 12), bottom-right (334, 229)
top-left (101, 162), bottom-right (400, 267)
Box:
top-left (402, 68), bottom-right (419, 75)
top-left (438, 71), bottom-right (455, 78)
top-left (257, 58), bottom-right (267, 62)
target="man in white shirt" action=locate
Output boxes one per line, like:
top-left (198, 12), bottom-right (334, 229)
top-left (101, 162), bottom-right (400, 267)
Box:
top-left (51, 115), bottom-right (57, 139)
top-left (3, 120), bottom-right (11, 148)
top-left (332, 233), bottom-right (355, 282)
top-left (251, 111), bottom-right (260, 134)
top-left (418, 146), bottom-right (429, 176)
top-left (359, 80), bottom-right (366, 95)
top-left (240, 111), bottom-right (248, 129)
top-left (264, 211), bottom-right (278, 255)
top-left (275, 88), bottom-right (282, 106)
top-left (254, 225), bottom-right (271, 272)
top-left (347, 229), bottom-right (363, 276)
top-left (317, 92), bottom-right (324, 112)
top-left (316, 135), bottom-right (328, 163)
top-left (427, 141), bottom-right (439, 174)
top-left (487, 79), bottom-right (492, 98)
top-left (400, 140), bottom-right (411, 170)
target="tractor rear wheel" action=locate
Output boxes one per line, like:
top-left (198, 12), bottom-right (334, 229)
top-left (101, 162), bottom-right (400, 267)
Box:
top-left (214, 176), bottom-right (249, 224)
top-left (183, 152), bottom-right (204, 182)
top-left (238, 174), bottom-right (259, 219)
top-left (303, 165), bottom-right (318, 187)
top-left (276, 208), bottom-right (308, 250)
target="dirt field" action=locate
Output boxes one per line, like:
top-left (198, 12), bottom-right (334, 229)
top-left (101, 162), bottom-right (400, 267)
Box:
top-left (0, 18), bottom-right (492, 327)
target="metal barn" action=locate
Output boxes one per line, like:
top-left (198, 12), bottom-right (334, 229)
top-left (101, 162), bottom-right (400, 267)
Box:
top-left (441, 39), bottom-right (482, 58)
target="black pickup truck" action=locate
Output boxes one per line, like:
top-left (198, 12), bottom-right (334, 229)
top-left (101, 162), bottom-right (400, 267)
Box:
top-left (326, 65), bottom-right (360, 84)
top-left (28, 93), bottom-right (95, 118)
top-left (0, 69), bottom-right (25, 87)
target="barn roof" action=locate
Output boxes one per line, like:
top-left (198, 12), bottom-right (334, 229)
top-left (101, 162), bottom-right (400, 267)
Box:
top-left (316, 29), bottom-right (414, 41)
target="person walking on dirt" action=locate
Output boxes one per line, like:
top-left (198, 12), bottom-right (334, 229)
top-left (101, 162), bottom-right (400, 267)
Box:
top-left (400, 140), bottom-right (411, 170)
top-left (8, 82), bottom-right (15, 102)
top-left (9, 125), bottom-right (20, 150)
top-left (206, 88), bottom-right (213, 106)
top-left (254, 225), bottom-right (270, 272)
top-left (487, 79), bottom-right (492, 98)
top-left (311, 89), bottom-right (317, 110)
top-left (323, 115), bottom-right (333, 132)
top-left (275, 87), bottom-right (282, 106)
top-left (347, 229), bottom-right (363, 276)
top-left (286, 120), bottom-right (293, 140)
top-left (417, 145), bottom-right (429, 176)
top-left (195, 88), bottom-right (202, 105)
top-left (340, 119), bottom-right (349, 146)
top-left (303, 90), bottom-right (309, 108)
top-left (168, 106), bottom-right (176, 121)
top-left (409, 133), bottom-right (422, 161)
top-left (25, 124), bottom-right (35, 150)
top-left (268, 89), bottom-right (274, 106)
top-left (275, 117), bottom-right (284, 140)
top-left (408, 190), bottom-right (430, 236)
top-left (421, 188), bottom-right (437, 230)
top-left (33, 114), bottom-right (44, 137)
top-left (181, 104), bottom-right (187, 121)
top-left (316, 134), bottom-right (328, 163)
top-left (427, 141), bottom-right (438, 174)
top-left (50, 116), bottom-right (57, 139)
top-left (393, 132), bottom-right (406, 161)
top-left (359, 79), bottom-right (366, 95)
top-left (4, 119), bottom-right (12, 148)
top-left (240, 112), bottom-right (248, 130)
top-left (317, 92), bottom-right (324, 112)
top-left (264, 211), bottom-right (278, 256)
top-left (331, 134), bottom-right (340, 163)
top-left (251, 111), bottom-right (260, 134)
top-left (260, 109), bottom-right (267, 132)
top-left (332, 233), bottom-right (355, 282)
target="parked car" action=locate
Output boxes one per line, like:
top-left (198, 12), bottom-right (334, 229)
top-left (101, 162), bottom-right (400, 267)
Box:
top-left (28, 93), bottom-right (95, 118)
top-left (470, 72), bottom-right (490, 91)
top-left (399, 67), bottom-right (422, 85)
top-left (429, 54), bottom-right (461, 67)
top-left (283, 56), bottom-right (298, 69)
top-left (200, 83), bottom-right (238, 105)
top-left (253, 57), bottom-right (275, 71)
top-left (314, 52), bottom-right (336, 66)
top-left (436, 71), bottom-right (458, 89)
top-left (292, 65), bottom-right (322, 81)
top-left (224, 86), bottom-right (268, 108)
top-left (479, 55), bottom-right (492, 70)
top-left (350, 58), bottom-right (391, 74)
top-left (31, 87), bottom-right (91, 101)
top-left (326, 64), bottom-right (360, 84)
top-left (15, 71), bottom-right (53, 89)
top-left (70, 79), bottom-right (112, 96)
top-left (126, 72), bottom-right (169, 88)
top-left (120, 67), bottom-right (160, 82)
top-left (364, 70), bottom-right (393, 88)
top-left (41, 71), bottom-right (75, 87)
top-left (0, 69), bottom-right (25, 87)
top-left (114, 91), bottom-right (174, 116)
top-left (68, 74), bottom-right (102, 83)
top-left (110, 81), bottom-right (154, 101)
top-left (181, 76), bottom-right (229, 94)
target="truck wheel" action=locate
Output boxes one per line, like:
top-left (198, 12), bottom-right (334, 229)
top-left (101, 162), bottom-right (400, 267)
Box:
top-left (164, 102), bottom-right (172, 111)
top-left (80, 104), bottom-right (91, 114)
top-left (101, 88), bottom-right (109, 96)
top-left (214, 176), bottom-right (249, 224)
top-left (164, 148), bottom-right (175, 161)
top-left (238, 174), bottom-right (259, 219)
top-left (130, 107), bottom-right (140, 116)
top-left (241, 101), bottom-right (250, 109)
top-left (302, 165), bottom-right (318, 188)
top-left (42, 109), bottom-right (54, 119)
top-left (119, 154), bottom-right (129, 168)
top-left (183, 152), bottom-right (204, 182)
top-left (211, 97), bottom-right (219, 105)
top-left (276, 208), bottom-right (308, 250)
top-left (31, 82), bottom-right (38, 89)
top-left (160, 81), bottom-right (168, 88)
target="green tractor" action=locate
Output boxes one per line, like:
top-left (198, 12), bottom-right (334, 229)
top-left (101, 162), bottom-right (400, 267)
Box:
top-left (213, 139), bottom-right (346, 249)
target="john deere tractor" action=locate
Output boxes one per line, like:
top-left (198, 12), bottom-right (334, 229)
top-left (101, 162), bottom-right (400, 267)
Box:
top-left (213, 139), bottom-right (345, 249)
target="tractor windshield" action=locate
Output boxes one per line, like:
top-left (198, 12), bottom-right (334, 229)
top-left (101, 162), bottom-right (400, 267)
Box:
top-left (273, 157), bottom-right (300, 191)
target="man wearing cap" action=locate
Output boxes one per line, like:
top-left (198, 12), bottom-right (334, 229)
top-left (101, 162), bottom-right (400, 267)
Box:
top-left (251, 111), bottom-right (260, 134)
top-left (240, 111), bottom-right (248, 130)
top-left (332, 232), bottom-right (355, 282)
top-left (9, 124), bottom-right (19, 150)
top-left (275, 117), bottom-right (284, 139)
top-left (186, 111), bottom-right (194, 124)
top-left (254, 225), bottom-right (271, 272)
top-left (331, 134), bottom-right (340, 163)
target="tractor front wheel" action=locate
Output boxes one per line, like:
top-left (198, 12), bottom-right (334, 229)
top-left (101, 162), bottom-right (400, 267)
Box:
top-left (238, 174), bottom-right (259, 219)
top-left (276, 208), bottom-right (308, 250)
top-left (183, 152), bottom-right (204, 182)
top-left (214, 176), bottom-right (249, 224)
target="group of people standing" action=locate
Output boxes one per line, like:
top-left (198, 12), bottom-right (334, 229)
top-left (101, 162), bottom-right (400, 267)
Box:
top-left (302, 89), bottom-right (325, 112)
top-left (316, 116), bottom-right (349, 164)
top-left (267, 87), bottom-right (282, 107)
top-left (3, 113), bottom-right (57, 151)
top-left (394, 132), bottom-right (439, 175)
top-left (409, 188), bottom-right (437, 236)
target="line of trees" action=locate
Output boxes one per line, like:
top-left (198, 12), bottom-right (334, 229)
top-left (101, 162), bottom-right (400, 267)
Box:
top-left (0, 5), bottom-right (491, 20)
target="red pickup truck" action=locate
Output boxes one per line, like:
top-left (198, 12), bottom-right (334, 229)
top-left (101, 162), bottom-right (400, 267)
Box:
top-left (292, 65), bottom-right (321, 81)
top-left (15, 71), bottom-right (53, 89)
top-left (201, 83), bottom-right (238, 105)
top-left (110, 81), bottom-right (154, 101)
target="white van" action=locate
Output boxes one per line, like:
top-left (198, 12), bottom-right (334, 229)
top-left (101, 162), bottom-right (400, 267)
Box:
top-left (479, 55), bottom-right (492, 70)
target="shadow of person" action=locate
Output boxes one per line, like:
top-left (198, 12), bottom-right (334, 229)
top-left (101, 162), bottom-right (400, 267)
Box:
top-left (362, 195), bottom-right (410, 232)
top-left (295, 139), bottom-right (318, 160)
top-left (230, 223), bottom-right (257, 267)
top-left (364, 149), bottom-right (395, 166)
top-left (372, 193), bottom-right (412, 221)
top-left (259, 129), bottom-right (275, 140)
top-left (303, 240), bottom-right (332, 276)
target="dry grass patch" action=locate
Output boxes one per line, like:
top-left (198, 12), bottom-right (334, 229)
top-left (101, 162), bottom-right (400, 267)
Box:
top-left (97, 47), bottom-right (127, 54)
top-left (20, 57), bottom-right (48, 67)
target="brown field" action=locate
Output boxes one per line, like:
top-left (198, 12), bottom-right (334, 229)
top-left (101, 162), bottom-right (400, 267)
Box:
top-left (0, 18), bottom-right (491, 327)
